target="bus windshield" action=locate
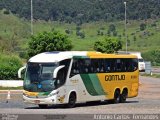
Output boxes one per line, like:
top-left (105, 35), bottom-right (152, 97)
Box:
top-left (24, 62), bottom-right (59, 92)
top-left (138, 59), bottom-right (144, 62)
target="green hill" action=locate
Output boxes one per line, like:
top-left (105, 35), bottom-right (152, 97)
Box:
top-left (0, 10), bottom-right (160, 62)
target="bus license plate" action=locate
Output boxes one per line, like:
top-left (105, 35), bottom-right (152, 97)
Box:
top-left (34, 100), bottom-right (40, 104)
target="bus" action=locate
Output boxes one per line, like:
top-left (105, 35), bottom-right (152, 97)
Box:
top-left (130, 52), bottom-right (145, 72)
top-left (18, 51), bottom-right (139, 108)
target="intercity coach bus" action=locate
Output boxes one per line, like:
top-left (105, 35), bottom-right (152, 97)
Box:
top-left (18, 51), bottom-right (139, 108)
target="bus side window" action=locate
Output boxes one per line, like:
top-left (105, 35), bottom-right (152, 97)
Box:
top-left (56, 68), bottom-right (66, 87)
top-left (115, 59), bottom-right (121, 72)
top-left (99, 59), bottom-right (105, 73)
top-left (105, 59), bottom-right (111, 72)
top-left (96, 59), bottom-right (101, 73)
top-left (110, 59), bottom-right (116, 72)
top-left (132, 58), bottom-right (138, 71)
top-left (90, 59), bottom-right (95, 73)
top-left (78, 60), bottom-right (85, 73)
top-left (70, 59), bottom-right (78, 77)
top-left (121, 59), bottom-right (127, 72)
top-left (125, 59), bottom-right (136, 72)
top-left (84, 59), bottom-right (91, 73)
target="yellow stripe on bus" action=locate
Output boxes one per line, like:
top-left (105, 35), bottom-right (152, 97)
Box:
top-left (23, 90), bottom-right (38, 96)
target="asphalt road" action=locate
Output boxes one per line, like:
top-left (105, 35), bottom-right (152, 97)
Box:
top-left (0, 76), bottom-right (160, 115)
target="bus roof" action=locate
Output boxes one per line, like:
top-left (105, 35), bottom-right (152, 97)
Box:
top-left (28, 51), bottom-right (137, 63)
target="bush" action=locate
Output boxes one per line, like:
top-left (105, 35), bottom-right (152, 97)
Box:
top-left (76, 26), bottom-right (81, 31)
top-left (76, 31), bottom-right (85, 38)
top-left (28, 31), bottom-right (73, 57)
top-left (142, 49), bottom-right (160, 66)
top-left (0, 54), bottom-right (23, 80)
top-left (140, 23), bottom-right (146, 31)
top-left (3, 10), bottom-right (10, 15)
top-left (65, 29), bottom-right (72, 34)
top-left (94, 37), bottom-right (122, 53)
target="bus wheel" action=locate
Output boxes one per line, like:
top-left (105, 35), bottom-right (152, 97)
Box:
top-left (38, 104), bottom-right (48, 109)
top-left (120, 89), bottom-right (128, 103)
top-left (113, 90), bottom-right (120, 104)
top-left (67, 93), bottom-right (76, 108)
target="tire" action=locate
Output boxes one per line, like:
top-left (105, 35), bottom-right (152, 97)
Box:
top-left (67, 93), bottom-right (76, 108)
top-left (113, 89), bottom-right (121, 104)
top-left (38, 104), bottom-right (48, 109)
top-left (120, 89), bottom-right (128, 103)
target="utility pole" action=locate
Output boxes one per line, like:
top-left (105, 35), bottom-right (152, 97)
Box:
top-left (124, 2), bottom-right (127, 53)
top-left (31, 0), bottom-right (33, 35)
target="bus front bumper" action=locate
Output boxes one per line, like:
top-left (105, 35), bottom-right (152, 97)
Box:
top-left (23, 95), bottom-right (56, 105)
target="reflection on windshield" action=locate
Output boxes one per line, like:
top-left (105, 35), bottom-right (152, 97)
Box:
top-left (24, 62), bottom-right (59, 92)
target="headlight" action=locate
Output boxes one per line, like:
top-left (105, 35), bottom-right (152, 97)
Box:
top-left (23, 93), bottom-right (28, 97)
top-left (48, 91), bottom-right (59, 97)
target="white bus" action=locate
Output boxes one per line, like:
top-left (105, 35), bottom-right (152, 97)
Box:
top-left (130, 52), bottom-right (145, 72)
top-left (18, 51), bottom-right (139, 108)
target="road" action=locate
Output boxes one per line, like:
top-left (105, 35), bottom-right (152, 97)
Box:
top-left (0, 76), bottom-right (160, 115)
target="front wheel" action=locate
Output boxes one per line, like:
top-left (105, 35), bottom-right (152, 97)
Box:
top-left (67, 93), bottom-right (76, 108)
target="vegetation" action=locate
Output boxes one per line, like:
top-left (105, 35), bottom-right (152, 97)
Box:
top-left (141, 74), bottom-right (160, 79)
top-left (140, 23), bottom-right (147, 31)
top-left (0, 10), bottom-right (160, 64)
top-left (94, 37), bottom-right (122, 53)
top-left (0, 54), bottom-right (23, 80)
top-left (28, 31), bottom-right (73, 57)
top-left (0, 0), bottom-right (160, 81)
top-left (1, 0), bottom-right (160, 24)
top-left (0, 86), bottom-right (23, 90)
top-left (142, 49), bottom-right (160, 66)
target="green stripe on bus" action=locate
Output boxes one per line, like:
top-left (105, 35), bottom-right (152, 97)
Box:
top-left (80, 74), bottom-right (98, 96)
top-left (88, 74), bottom-right (105, 95)
top-left (38, 91), bottom-right (51, 96)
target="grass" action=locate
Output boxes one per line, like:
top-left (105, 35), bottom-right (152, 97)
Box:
top-left (141, 73), bottom-right (160, 79)
top-left (0, 86), bottom-right (23, 90)
top-left (1, 10), bottom-right (160, 52)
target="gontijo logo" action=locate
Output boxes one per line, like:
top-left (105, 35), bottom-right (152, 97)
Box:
top-left (105, 75), bottom-right (125, 81)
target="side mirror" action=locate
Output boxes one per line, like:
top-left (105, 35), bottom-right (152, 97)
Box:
top-left (18, 66), bottom-right (26, 78)
top-left (53, 65), bottom-right (65, 79)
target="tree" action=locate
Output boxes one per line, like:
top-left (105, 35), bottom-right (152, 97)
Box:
top-left (27, 31), bottom-right (73, 57)
top-left (133, 35), bottom-right (137, 44)
top-left (3, 9), bottom-right (10, 15)
top-left (108, 24), bottom-right (118, 36)
top-left (94, 37), bottom-right (122, 53)
top-left (1, 0), bottom-right (160, 23)
top-left (108, 24), bottom-right (116, 32)
top-left (142, 49), bottom-right (160, 66)
top-left (140, 23), bottom-right (146, 31)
